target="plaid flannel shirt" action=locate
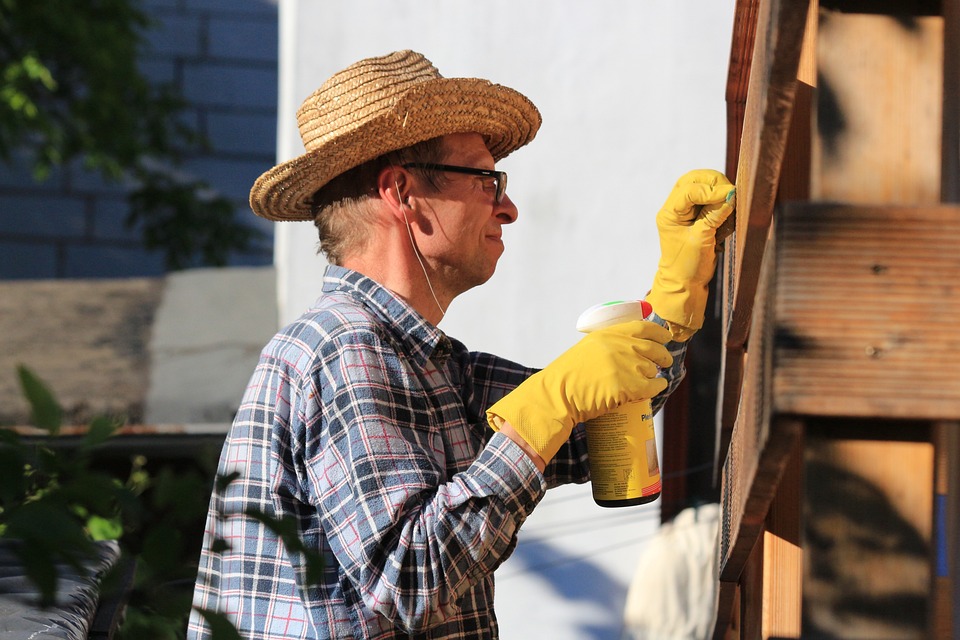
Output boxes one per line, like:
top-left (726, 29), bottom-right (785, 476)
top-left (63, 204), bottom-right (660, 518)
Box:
top-left (188, 265), bottom-right (687, 639)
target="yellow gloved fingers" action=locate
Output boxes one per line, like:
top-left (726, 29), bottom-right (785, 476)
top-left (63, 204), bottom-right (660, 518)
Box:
top-left (656, 170), bottom-right (736, 268)
top-left (621, 368), bottom-right (668, 400)
top-left (698, 191), bottom-right (737, 229)
top-left (647, 169), bottom-right (737, 341)
top-left (661, 169), bottom-right (736, 225)
top-left (601, 320), bottom-right (674, 368)
top-left (486, 321), bottom-right (673, 464)
top-left (633, 352), bottom-right (663, 381)
top-left (621, 325), bottom-right (674, 369)
top-left (572, 324), bottom-right (672, 401)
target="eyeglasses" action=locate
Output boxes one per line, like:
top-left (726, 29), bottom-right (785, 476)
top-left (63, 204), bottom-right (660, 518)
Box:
top-left (403, 163), bottom-right (508, 204)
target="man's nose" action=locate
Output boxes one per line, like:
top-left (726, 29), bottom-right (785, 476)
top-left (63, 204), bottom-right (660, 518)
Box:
top-left (496, 193), bottom-right (519, 224)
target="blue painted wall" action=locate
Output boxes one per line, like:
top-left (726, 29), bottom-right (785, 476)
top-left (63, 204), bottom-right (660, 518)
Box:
top-left (0, 0), bottom-right (278, 279)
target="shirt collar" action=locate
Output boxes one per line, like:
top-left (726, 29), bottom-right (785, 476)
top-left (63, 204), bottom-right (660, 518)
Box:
top-left (321, 264), bottom-right (452, 366)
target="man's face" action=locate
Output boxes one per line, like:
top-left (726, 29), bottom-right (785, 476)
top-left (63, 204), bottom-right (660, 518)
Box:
top-left (412, 132), bottom-right (519, 296)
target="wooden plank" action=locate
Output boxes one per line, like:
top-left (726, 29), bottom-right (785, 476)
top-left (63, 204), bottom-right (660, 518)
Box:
top-left (723, 0), bottom-right (811, 348)
top-left (933, 422), bottom-right (956, 638)
top-left (716, 0), bottom-right (761, 474)
top-left (773, 204), bottom-right (960, 419)
top-left (724, 0), bottom-right (761, 183)
top-left (948, 423), bottom-right (960, 640)
top-left (761, 440), bottom-right (802, 638)
top-left (719, 232), bottom-right (775, 578)
top-left (713, 580), bottom-right (740, 640)
top-left (716, 0), bottom-right (817, 463)
top-left (720, 414), bottom-right (801, 583)
top-left (740, 532), bottom-right (765, 640)
top-left (944, 0), bottom-right (960, 202)
top-left (719, 232), bottom-right (804, 582)
top-left (813, 11), bottom-right (944, 204)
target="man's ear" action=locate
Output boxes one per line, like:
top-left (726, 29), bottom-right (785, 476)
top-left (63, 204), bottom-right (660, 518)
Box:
top-left (377, 166), bottom-right (409, 221)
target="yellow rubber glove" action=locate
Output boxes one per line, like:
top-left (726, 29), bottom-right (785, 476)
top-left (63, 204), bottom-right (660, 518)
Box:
top-left (645, 169), bottom-right (737, 342)
top-left (486, 320), bottom-right (673, 464)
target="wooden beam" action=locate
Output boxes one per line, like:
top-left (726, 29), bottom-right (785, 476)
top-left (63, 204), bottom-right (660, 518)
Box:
top-left (740, 532), bottom-right (765, 640)
top-left (944, 0), bottom-right (960, 202)
top-left (933, 422), bottom-right (956, 638)
top-left (761, 441), bottom-right (802, 638)
top-left (723, 0), bottom-right (811, 349)
top-left (723, 0), bottom-right (761, 183)
top-left (772, 204), bottom-right (960, 420)
top-left (716, 0), bottom-right (817, 464)
top-left (713, 580), bottom-right (740, 640)
top-left (719, 415), bottom-right (801, 582)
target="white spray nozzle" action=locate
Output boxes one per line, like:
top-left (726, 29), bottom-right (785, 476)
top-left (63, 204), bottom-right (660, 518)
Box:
top-left (576, 300), bottom-right (653, 333)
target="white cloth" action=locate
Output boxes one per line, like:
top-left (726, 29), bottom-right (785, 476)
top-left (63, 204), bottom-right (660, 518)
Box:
top-left (622, 503), bottom-right (720, 640)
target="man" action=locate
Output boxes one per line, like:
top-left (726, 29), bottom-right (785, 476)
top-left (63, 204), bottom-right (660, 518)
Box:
top-left (188, 50), bottom-right (734, 639)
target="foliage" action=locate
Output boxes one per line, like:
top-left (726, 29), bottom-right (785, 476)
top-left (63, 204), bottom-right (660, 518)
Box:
top-left (2, 366), bottom-right (325, 639)
top-left (0, 366), bottom-right (222, 638)
top-left (0, 0), bottom-right (263, 269)
top-left (1, 367), bottom-right (132, 605)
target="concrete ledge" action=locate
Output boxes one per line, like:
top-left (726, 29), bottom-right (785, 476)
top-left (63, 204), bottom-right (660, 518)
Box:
top-left (0, 278), bottom-right (163, 425)
top-left (0, 266), bottom-right (276, 428)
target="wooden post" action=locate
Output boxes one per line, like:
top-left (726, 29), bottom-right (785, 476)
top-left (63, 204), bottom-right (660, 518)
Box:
top-left (761, 440), bottom-right (802, 638)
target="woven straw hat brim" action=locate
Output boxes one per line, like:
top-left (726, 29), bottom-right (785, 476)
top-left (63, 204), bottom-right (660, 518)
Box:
top-left (249, 77), bottom-right (541, 222)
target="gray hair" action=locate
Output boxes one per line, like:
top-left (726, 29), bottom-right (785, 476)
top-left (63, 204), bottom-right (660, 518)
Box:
top-left (311, 136), bottom-right (448, 265)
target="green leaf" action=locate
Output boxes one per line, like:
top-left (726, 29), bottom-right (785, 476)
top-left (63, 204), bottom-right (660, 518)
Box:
top-left (82, 415), bottom-right (120, 448)
top-left (16, 366), bottom-right (62, 434)
top-left (86, 514), bottom-right (123, 541)
top-left (20, 54), bottom-right (56, 90)
top-left (209, 538), bottom-right (231, 554)
top-left (215, 471), bottom-right (240, 493)
top-left (13, 540), bottom-right (60, 607)
top-left (0, 444), bottom-right (26, 505)
top-left (141, 523), bottom-right (183, 577)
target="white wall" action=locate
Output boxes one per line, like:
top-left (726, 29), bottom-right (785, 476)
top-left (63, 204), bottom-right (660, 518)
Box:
top-left (274, 2), bottom-right (736, 637)
top-left (275, 0), bottom-right (735, 368)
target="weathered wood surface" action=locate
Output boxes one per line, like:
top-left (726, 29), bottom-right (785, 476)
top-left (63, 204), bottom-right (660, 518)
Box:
top-left (718, 234), bottom-right (803, 584)
top-left (762, 443), bottom-right (802, 639)
top-left (945, 0), bottom-right (960, 202)
top-left (0, 278), bottom-right (163, 425)
top-left (773, 204), bottom-right (960, 419)
top-left (721, 0), bottom-right (810, 344)
top-left (803, 435), bottom-right (934, 639)
top-left (813, 11), bottom-right (944, 205)
top-left (715, 2), bottom-right (958, 638)
top-left (716, 0), bottom-right (813, 465)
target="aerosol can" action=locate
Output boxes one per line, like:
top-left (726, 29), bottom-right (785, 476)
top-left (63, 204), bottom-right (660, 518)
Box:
top-left (576, 300), bottom-right (662, 508)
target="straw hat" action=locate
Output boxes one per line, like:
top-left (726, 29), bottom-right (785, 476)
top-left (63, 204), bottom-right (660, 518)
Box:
top-left (249, 50), bottom-right (542, 222)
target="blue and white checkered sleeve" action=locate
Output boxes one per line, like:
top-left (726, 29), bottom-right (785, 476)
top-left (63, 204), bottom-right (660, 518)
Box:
top-left (298, 326), bottom-right (543, 633)
top-left (648, 311), bottom-right (689, 416)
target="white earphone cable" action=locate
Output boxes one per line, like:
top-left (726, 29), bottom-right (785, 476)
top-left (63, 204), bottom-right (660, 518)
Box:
top-left (397, 181), bottom-right (447, 319)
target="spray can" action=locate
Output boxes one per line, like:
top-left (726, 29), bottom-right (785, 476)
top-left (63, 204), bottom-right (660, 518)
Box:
top-left (576, 300), bottom-right (662, 508)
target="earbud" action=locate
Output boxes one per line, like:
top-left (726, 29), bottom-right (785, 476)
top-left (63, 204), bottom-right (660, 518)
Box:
top-left (394, 180), bottom-right (408, 209)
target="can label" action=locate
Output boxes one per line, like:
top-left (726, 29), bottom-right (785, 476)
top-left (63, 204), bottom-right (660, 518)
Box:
top-left (585, 400), bottom-right (661, 504)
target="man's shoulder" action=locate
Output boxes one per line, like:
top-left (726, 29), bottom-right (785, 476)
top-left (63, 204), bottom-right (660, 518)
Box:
top-left (272, 294), bottom-right (390, 353)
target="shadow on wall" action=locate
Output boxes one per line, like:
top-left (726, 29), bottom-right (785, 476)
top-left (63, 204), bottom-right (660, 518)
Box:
top-left (804, 459), bottom-right (929, 639)
top-left (501, 536), bottom-right (627, 640)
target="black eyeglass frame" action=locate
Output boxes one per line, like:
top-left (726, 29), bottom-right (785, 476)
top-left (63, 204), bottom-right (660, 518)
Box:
top-left (403, 163), bottom-right (508, 204)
